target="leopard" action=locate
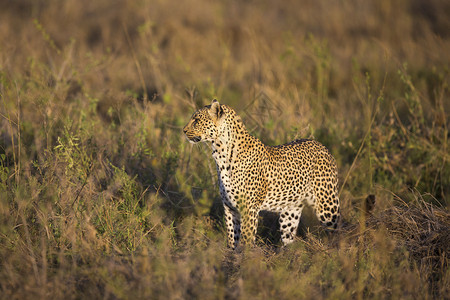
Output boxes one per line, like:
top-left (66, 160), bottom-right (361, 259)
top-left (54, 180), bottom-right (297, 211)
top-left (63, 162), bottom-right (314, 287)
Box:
top-left (183, 99), bottom-right (340, 248)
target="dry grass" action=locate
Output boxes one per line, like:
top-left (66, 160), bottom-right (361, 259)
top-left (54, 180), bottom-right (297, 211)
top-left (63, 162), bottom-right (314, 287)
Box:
top-left (0, 0), bottom-right (449, 299)
top-left (341, 194), bottom-right (450, 298)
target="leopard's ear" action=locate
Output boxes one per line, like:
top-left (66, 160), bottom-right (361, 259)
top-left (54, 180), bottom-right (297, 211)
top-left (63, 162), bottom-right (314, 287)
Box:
top-left (209, 99), bottom-right (223, 120)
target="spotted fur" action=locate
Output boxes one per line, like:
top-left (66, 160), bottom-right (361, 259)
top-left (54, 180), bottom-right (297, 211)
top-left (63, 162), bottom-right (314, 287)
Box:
top-left (183, 99), bottom-right (340, 248)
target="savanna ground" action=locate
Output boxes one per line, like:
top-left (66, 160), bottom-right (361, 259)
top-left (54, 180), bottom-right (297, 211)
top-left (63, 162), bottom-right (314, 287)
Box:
top-left (0, 0), bottom-right (449, 299)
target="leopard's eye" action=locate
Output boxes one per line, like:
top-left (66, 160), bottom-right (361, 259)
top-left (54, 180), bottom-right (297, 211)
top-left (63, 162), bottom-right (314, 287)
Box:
top-left (192, 119), bottom-right (198, 125)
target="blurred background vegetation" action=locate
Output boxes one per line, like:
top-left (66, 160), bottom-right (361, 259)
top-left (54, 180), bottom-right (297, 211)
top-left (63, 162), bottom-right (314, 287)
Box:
top-left (0, 0), bottom-right (448, 299)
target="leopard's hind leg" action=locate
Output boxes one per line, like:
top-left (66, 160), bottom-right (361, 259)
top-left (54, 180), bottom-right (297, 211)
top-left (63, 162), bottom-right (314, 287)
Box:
top-left (279, 206), bottom-right (304, 245)
top-left (312, 171), bottom-right (340, 230)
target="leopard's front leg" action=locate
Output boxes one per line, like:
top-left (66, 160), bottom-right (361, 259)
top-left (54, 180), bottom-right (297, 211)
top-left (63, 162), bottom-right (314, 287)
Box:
top-left (239, 201), bottom-right (262, 246)
top-left (224, 204), bottom-right (241, 248)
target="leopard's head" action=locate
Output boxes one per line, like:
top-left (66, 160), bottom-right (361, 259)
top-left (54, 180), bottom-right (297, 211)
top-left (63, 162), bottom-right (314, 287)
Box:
top-left (183, 99), bottom-right (224, 143)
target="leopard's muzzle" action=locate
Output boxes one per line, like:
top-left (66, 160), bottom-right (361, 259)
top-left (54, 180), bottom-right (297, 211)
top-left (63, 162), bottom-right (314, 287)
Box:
top-left (190, 136), bottom-right (201, 143)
